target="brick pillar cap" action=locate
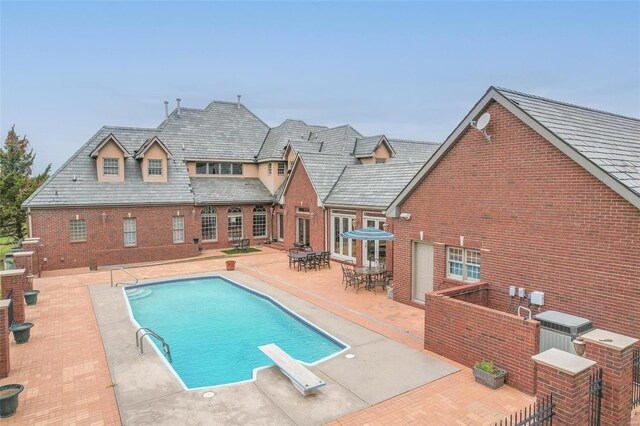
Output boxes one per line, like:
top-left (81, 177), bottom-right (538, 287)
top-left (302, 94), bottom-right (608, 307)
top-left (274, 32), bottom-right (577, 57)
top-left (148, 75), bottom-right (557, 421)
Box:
top-left (532, 348), bottom-right (595, 376)
top-left (582, 329), bottom-right (639, 351)
top-left (0, 300), bottom-right (10, 309)
top-left (12, 251), bottom-right (34, 257)
top-left (0, 269), bottom-right (26, 277)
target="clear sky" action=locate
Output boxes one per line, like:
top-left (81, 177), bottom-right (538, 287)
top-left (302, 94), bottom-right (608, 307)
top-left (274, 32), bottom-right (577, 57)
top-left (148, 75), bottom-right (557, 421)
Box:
top-left (1, 1), bottom-right (639, 173)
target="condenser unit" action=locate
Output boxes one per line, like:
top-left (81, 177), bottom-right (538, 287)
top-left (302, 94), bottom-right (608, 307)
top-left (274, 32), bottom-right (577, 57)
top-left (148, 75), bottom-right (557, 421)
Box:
top-left (534, 310), bottom-right (593, 356)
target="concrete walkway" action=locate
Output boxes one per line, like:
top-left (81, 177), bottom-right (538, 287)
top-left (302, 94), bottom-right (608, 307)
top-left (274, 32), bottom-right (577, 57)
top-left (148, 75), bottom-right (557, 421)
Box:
top-left (0, 248), bottom-right (535, 425)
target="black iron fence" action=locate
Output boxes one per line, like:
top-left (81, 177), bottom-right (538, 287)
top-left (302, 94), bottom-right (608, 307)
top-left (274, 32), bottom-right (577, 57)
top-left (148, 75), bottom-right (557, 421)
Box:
top-left (633, 348), bottom-right (639, 409)
top-left (495, 394), bottom-right (554, 426)
top-left (589, 368), bottom-right (603, 426)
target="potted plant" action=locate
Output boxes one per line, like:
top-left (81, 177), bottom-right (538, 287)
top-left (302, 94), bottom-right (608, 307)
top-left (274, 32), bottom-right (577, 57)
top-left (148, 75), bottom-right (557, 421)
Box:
top-left (473, 360), bottom-right (507, 389)
top-left (24, 290), bottom-right (40, 306)
top-left (0, 384), bottom-right (24, 418)
top-left (225, 260), bottom-right (236, 271)
top-left (9, 323), bottom-right (34, 344)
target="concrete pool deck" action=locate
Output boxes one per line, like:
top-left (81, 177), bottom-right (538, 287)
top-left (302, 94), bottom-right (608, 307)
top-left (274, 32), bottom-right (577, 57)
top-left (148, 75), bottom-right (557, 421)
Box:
top-left (90, 270), bottom-right (458, 425)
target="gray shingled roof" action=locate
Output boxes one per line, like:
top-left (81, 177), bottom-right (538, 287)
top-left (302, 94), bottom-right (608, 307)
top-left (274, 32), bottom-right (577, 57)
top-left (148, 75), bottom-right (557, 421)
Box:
top-left (388, 139), bottom-right (440, 163)
top-left (23, 126), bottom-right (194, 207)
top-left (190, 177), bottom-right (273, 204)
top-left (257, 119), bottom-right (327, 160)
top-left (354, 135), bottom-right (386, 157)
top-left (325, 162), bottom-right (425, 207)
top-left (299, 152), bottom-right (358, 200)
top-left (496, 87), bottom-right (640, 197)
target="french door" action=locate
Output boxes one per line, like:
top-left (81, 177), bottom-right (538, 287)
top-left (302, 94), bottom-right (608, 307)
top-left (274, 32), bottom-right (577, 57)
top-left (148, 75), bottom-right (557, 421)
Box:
top-left (276, 213), bottom-right (284, 240)
top-left (363, 215), bottom-right (387, 267)
top-left (296, 217), bottom-right (310, 246)
top-left (331, 211), bottom-right (355, 261)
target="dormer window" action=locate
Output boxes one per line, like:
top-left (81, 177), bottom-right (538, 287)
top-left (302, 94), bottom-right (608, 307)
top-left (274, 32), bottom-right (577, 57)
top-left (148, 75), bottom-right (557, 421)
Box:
top-left (277, 162), bottom-right (286, 175)
top-left (195, 162), bottom-right (243, 176)
top-left (148, 159), bottom-right (163, 176)
top-left (103, 158), bottom-right (120, 176)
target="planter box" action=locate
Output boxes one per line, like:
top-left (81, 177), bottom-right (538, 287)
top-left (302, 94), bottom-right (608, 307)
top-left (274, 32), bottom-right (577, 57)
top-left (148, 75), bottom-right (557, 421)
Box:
top-left (473, 366), bottom-right (507, 389)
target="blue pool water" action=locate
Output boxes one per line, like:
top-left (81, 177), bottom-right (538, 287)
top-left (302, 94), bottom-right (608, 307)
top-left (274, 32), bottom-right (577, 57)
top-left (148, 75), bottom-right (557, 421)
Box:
top-left (125, 276), bottom-right (346, 388)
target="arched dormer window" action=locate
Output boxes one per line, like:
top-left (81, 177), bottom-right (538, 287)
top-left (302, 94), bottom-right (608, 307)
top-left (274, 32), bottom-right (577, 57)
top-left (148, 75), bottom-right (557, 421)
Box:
top-left (252, 205), bottom-right (267, 238)
top-left (201, 207), bottom-right (217, 241)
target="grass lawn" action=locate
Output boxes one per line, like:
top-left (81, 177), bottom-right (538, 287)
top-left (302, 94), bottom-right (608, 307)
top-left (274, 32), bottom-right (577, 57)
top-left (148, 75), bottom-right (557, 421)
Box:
top-left (221, 248), bottom-right (262, 255)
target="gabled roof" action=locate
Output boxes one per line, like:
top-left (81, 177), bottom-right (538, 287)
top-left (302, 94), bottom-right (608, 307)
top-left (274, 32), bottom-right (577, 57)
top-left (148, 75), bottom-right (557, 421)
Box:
top-left (387, 139), bottom-right (440, 163)
top-left (387, 86), bottom-right (640, 215)
top-left (89, 134), bottom-right (131, 158)
top-left (134, 136), bottom-right (173, 159)
top-left (324, 162), bottom-right (425, 208)
top-left (354, 135), bottom-right (396, 158)
top-left (257, 119), bottom-right (327, 161)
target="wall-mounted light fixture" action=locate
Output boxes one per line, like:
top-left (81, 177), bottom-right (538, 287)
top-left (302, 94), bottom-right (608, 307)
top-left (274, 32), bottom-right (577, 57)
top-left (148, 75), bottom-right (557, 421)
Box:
top-left (192, 209), bottom-right (196, 219)
top-left (101, 211), bottom-right (107, 225)
top-left (573, 336), bottom-right (586, 357)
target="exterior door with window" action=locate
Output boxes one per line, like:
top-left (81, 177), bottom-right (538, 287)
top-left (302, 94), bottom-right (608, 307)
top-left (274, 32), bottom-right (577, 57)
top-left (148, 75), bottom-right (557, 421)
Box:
top-left (362, 216), bottom-right (387, 267)
top-left (412, 242), bottom-right (434, 302)
top-left (331, 212), bottom-right (355, 261)
top-left (296, 217), bottom-right (310, 246)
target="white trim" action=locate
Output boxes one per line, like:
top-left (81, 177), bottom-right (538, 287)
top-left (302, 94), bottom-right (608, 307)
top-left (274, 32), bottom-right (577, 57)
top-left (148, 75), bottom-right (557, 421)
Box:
top-left (134, 136), bottom-right (173, 159)
top-left (387, 87), bottom-right (640, 215)
top-left (89, 133), bottom-right (131, 158)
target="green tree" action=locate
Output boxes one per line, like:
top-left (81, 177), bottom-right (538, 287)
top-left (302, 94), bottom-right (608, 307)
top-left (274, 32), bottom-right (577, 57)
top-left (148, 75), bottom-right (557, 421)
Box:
top-left (0, 126), bottom-right (50, 241)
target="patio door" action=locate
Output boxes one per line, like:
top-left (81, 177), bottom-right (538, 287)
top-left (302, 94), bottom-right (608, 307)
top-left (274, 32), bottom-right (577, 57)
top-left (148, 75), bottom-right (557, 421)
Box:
top-left (296, 217), bottom-right (310, 246)
top-left (363, 214), bottom-right (387, 268)
top-left (331, 210), bottom-right (356, 261)
top-left (276, 213), bottom-right (284, 241)
top-left (412, 242), bottom-right (434, 303)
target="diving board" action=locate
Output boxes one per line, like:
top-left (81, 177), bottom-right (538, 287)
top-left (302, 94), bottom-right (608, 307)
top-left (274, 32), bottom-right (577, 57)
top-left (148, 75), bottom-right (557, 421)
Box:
top-left (258, 343), bottom-right (326, 396)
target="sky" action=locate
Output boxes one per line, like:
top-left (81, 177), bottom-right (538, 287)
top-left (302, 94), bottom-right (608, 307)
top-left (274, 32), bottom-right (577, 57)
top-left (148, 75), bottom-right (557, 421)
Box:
top-left (1, 1), bottom-right (639, 173)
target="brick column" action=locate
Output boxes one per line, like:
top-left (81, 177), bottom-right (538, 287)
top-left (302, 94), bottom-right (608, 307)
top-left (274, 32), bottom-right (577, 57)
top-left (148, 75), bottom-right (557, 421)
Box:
top-left (532, 348), bottom-right (596, 426)
top-left (0, 269), bottom-right (26, 323)
top-left (21, 238), bottom-right (41, 277)
top-left (0, 300), bottom-right (10, 378)
top-left (582, 329), bottom-right (639, 426)
top-left (13, 251), bottom-right (34, 291)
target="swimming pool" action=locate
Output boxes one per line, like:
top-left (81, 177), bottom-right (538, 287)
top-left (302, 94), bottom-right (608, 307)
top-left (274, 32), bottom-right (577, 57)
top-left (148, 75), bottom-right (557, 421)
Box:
top-left (124, 276), bottom-right (348, 389)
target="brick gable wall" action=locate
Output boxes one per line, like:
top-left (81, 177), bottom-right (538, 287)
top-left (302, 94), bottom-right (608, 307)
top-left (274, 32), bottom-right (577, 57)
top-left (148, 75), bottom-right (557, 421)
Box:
top-left (393, 101), bottom-right (640, 339)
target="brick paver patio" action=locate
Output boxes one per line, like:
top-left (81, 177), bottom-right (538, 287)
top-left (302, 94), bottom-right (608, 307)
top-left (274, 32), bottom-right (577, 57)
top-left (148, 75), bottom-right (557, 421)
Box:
top-left (1, 248), bottom-right (535, 425)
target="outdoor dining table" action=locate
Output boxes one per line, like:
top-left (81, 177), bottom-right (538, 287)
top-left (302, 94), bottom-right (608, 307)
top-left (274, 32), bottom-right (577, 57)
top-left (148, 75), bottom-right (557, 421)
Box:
top-left (288, 251), bottom-right (323, 271)
top-left (354, 266), bottom-right (386, 291)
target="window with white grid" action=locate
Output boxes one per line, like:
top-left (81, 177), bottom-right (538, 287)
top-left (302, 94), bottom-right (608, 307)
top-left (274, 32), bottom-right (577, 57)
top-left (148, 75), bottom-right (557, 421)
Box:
top-left (268, 163), bottom-right (272, 175)
top-left (69, 219), bottom-right (86, 242)
top-left (227, 207), bottom-right (243, 240)
top-left (148, 159), bottom-right (163, 176)
top-left (103, 158), bottom-right (119, 176)
top-left (201, 207), bottom-right (217, 241)
top-left (252, 205), bottom-right (267, 237)
top-left (447, 246), bottom-right (481, 282)
top-left (172, 216), bottom-right (184, 243)
top-left (123, 218), bottom-right (137, 247)
top-left (277, 162), bottom-right (286, 175)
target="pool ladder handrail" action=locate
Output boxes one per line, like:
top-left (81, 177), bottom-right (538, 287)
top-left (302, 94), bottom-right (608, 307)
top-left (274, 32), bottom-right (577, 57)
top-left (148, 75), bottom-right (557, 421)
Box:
top-left (111, 267), bottom-right (139, 287)
top-left (136, 327), bottom-right (172, 363)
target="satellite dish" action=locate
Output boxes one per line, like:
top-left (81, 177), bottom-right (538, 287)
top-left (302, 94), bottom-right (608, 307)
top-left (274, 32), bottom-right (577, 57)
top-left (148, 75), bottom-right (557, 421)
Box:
top-left (476, 112), bottom-right (491, 131)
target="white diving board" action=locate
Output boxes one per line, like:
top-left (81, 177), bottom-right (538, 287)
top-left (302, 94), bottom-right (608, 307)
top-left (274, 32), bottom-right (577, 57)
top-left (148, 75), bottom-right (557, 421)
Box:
top-left (258, 343), bottom-right (326, 396)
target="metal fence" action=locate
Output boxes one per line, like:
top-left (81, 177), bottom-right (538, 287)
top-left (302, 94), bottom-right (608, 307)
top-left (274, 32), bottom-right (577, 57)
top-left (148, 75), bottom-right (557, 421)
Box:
top-left (589, 367), bottom-right (603, 426)
top-left (633, 348), bottom-right (640, 409)
top-left (495, 394), bottom-right (554, 426)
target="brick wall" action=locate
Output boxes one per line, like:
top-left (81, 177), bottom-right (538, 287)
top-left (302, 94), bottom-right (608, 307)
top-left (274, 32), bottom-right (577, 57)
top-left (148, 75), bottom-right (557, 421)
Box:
top-left (394, 100), bottom-right (640, 339)
top-left (30, 205), bottom-right (199, 270)
top-left (424, 282), bottom-right (540, 394)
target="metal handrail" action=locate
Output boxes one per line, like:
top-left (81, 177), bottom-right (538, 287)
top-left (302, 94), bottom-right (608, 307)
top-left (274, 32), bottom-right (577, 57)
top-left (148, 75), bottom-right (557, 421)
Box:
top-left (110, 267), bottom-right (139, 287)
top-left (136, 327), bottom-right (172, 363)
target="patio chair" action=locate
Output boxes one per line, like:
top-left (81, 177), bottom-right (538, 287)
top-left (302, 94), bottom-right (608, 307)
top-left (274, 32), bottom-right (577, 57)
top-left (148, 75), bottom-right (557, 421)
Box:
top-left (343, 265), bottom-right (365, 291)
top-left (288, 248), bottom-right (301, 270)
top-left (319, 251), bottom-right (331, 269)
top-left (370, 271), bottom-right (392, 294)
top-left (303, 246), bottom-right (314, 252)
top-left (299, 253), bottom-right (318, 272)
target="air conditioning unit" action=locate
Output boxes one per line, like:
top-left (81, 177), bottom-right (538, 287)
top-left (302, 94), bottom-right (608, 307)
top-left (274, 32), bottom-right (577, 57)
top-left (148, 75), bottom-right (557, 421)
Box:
top-left (534, 310), bottom-right (593, 355)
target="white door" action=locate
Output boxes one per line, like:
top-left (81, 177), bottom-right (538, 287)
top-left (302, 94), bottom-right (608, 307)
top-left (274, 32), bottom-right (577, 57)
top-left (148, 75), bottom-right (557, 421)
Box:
top-left (412, 242), bottom-right (434, 302)
top-left (362, 218), bottom-right (387, 267)
top-left (331, 213), bottom-right (355, 261)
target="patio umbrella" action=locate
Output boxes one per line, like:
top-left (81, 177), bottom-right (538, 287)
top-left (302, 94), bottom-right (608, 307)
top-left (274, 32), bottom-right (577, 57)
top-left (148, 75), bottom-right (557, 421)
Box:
top-left (339, 227), bottom-right (394, 267)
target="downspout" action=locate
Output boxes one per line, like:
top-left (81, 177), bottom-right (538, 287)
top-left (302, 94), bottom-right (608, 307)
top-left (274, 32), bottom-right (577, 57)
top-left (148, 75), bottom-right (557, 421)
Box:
top-left (323, 206), bottom-right (328, 252)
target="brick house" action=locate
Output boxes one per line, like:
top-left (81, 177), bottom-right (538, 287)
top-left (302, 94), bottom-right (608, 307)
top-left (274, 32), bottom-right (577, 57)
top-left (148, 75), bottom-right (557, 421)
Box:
top-left (23, 98), bottom-right (436, 271)
top-left (386, 87), bottom-right (640, 340)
